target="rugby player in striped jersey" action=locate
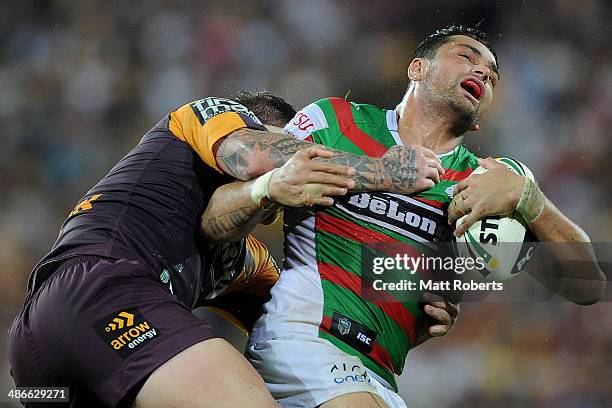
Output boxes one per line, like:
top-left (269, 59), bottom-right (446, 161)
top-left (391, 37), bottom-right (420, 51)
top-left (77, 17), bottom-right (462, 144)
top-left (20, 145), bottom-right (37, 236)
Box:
top-left (205, 26), bottom-right (605, 408)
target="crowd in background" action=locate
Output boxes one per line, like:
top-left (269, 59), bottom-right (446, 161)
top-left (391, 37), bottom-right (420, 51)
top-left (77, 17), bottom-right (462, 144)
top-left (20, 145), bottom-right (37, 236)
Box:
top-left (1, 1), bottom-right (610, 407)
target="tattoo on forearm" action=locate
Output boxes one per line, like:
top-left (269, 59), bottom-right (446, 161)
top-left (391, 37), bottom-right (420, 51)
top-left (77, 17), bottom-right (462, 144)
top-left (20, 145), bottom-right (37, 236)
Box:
top-left (323, 146), bottom-right (418, 193)
top-left (202, 204), bottom-right (277, 242)
top-left (382, 145), bottom-right (418, 192)
top-left (313, 153), bottom-right (390, 192)
top-left (202, 206), bottom-right (258, 241)
top-left (216, 129), bottom-right (419, 193)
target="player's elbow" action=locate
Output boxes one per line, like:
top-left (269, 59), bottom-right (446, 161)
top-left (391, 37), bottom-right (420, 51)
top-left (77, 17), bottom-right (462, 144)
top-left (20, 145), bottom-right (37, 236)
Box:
top-left (578, 281), bottom-right (606, 306)
top-left (569, 274), bottom-right (607, 306)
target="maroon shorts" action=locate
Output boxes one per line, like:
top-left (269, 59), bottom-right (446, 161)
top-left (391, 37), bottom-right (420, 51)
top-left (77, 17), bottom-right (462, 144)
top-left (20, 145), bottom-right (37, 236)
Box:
top-left (8, 256), bottom-right (217, 407)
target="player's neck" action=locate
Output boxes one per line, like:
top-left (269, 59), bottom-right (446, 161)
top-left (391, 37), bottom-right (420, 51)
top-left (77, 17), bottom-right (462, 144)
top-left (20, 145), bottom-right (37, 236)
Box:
top-left (395, 93), bottom-right (464, 155)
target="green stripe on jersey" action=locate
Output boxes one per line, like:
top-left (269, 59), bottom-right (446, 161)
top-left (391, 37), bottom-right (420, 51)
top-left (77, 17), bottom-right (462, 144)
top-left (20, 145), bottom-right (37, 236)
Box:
top-left (320, 280), bottom-right (411, 362)
top-left (440, 145), bottom-right (479, 171)
top-left (316, 229), bottom-right (423, 318)
top-left (351, 103), bottom-right (397, 148)
top-left (311, 99), bottom-right (365, 154)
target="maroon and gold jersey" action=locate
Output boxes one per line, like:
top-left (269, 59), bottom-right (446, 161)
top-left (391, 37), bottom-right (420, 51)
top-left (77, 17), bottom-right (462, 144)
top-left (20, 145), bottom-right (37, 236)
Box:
top-left (29, 97), bottom-right (276, 313)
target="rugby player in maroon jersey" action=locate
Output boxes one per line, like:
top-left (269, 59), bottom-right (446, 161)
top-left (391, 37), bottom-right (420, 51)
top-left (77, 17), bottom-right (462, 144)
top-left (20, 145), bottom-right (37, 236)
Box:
top-left (8, 91), bottom-right (449, 408)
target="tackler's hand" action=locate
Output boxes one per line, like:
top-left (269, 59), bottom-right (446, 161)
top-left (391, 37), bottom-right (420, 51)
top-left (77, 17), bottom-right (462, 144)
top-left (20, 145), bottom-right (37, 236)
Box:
top-left (266, 146), bottom-right (355, 207)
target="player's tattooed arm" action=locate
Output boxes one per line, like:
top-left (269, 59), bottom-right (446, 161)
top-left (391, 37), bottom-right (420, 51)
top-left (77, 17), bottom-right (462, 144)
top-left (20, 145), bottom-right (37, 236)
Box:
top-left (203, 146), bottom-right (353, 242)
top-left (201, 181), bottom-right (279, 243)
top-left (315, 144), bottom-right (445, 193)
top-left (215, 130), bottom-right (445, 194)
top-left (215, 129), bottom-right (296, 180)
top-left (526, 201), bottom-right (606, 305)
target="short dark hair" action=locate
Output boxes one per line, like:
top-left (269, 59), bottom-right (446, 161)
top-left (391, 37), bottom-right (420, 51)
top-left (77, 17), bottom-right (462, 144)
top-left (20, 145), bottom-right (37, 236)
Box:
top-left (231, 90), bottom-right (296, 127)
top-left (414, 25), bottom-right (498, 70)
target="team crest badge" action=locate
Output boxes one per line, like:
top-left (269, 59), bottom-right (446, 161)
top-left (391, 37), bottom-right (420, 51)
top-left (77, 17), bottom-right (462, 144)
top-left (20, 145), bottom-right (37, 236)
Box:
top-left (338, 317), bottom-right (352, 335)
top-left (445, 185), bottom-right (456, 199)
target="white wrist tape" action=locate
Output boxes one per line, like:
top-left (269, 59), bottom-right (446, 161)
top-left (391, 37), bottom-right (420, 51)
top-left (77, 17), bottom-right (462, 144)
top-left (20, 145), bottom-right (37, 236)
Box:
top-left (250, 169), bottom-right (277, 207)
top-left (516, 177), bottom-right (545, 224)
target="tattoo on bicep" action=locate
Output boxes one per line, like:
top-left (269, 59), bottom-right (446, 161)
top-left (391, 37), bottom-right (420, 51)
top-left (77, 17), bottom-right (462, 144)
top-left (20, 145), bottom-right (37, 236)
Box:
top-left (216, 129), bottom-right (310, 180)
top-left (202, 204), bottom-right (279, 241)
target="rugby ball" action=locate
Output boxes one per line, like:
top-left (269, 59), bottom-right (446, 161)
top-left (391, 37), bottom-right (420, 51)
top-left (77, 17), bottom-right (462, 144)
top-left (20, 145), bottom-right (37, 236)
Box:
top-left (453, 158), bottom-right (537, 281)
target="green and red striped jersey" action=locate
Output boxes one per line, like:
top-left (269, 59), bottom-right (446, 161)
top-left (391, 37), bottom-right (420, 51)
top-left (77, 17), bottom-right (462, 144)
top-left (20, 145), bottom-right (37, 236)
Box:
top-left (260, 97), bottom-right (479, 390)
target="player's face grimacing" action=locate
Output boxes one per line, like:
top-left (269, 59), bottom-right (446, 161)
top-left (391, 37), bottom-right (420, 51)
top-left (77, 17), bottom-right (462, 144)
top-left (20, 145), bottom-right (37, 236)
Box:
top-left (419, 35), bottom-right (499, 130)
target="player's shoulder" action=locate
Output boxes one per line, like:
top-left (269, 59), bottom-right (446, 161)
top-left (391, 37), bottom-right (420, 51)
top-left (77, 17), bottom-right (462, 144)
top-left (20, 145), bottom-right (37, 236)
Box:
top-left (349, 100), bottom-right (386, 114)
top-left (314, 97), bottom-right (386, 114)
top-left (284, 97), bottom-right (336, 139)
top-left (313, 97), bottom-right (388, 125)
top-left (285, 97), bottom-right (389, 140)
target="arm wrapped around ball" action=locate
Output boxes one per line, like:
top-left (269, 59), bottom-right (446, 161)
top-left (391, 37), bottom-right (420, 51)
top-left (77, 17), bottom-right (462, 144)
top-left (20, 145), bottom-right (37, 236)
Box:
top-left (448, 157), bottom-right (606, 305)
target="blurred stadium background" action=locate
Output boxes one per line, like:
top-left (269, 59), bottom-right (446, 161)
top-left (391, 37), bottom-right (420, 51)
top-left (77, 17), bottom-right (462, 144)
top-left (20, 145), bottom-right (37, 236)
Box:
top-left (1, 0), bottom-right (610, 407)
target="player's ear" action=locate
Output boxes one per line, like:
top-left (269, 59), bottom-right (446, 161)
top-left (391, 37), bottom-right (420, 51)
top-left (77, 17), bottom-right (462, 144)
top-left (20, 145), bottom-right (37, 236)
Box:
top-left (471, 123), bottom-right (481, 132)
top-left (408, 58), bottom-right (427, 81)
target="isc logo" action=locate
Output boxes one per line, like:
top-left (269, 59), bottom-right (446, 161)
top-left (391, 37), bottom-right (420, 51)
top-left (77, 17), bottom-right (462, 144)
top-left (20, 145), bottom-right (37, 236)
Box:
top-left (357, 332), bottom-right (372, 345)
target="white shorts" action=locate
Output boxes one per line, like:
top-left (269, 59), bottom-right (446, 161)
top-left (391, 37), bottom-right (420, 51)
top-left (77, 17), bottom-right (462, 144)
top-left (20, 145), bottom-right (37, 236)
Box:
top-left (245, 334), bottom-right (407, 408)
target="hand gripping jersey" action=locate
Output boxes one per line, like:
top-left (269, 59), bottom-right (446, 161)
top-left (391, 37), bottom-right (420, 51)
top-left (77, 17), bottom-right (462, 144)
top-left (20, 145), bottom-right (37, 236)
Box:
top-left (251, 97), bottom-right (479, 391)
top-left (28, 97), bottom-right (278, 319)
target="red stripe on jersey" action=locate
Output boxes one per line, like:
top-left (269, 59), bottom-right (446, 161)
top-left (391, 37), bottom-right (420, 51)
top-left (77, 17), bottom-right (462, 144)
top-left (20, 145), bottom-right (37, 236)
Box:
top-left (304, 135), bottom-right (313, 142)
top-left (412, 196), bottom-right (445, 209)
top-left (328, 98), bottom-right (388, 158)
top-left (320, 315), bottom-right (396, 374)
top-left (441, 167), bottom-right (474, 182)
top-left (318, 261), bottom-right (417, 345)
top-left (316, 211), bottom-right (424, 262)
top-left (316, 212), bottom-right (432, 278)
top-left (316, 212), bottom-right (399, 244)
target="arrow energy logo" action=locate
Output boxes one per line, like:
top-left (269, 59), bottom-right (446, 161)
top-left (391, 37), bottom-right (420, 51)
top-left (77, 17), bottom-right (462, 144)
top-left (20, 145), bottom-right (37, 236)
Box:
top-left (105, 311), bottom-right (134, 332)
top-left (94, 308), bottom-right (160, 358)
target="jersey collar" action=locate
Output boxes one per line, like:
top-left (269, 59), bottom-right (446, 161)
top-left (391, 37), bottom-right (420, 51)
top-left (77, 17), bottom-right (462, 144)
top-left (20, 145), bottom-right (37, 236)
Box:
top-left (386, 109), bottom-right (461, 158)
